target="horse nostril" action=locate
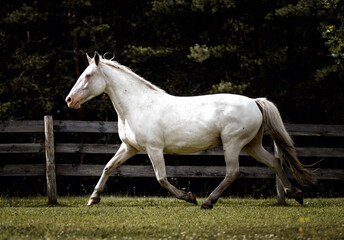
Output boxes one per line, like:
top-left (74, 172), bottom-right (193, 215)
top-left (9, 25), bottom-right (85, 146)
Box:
top-left (66, 97), bottom-right (72, 103)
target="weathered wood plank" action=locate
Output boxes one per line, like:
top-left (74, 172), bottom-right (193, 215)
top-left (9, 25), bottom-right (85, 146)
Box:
top-left (56, 165), bottom-right (275, 178)
top-left (0, 120), bottom-right (44, 132)
top-left (1, 143), bottom-right (343, 158)
top-left (54, 143), bottom-right (344, 158)
top-left (1, 164), bottom-right (342, 180)
top-left (0, 143), bottom-right (44, 153)
top-left (285, 124), bottom-right (344, 137)
top-left (296, 147), bottom-right (344, 158)
top-left (0, 164), bottom-right (45, 176)
top-left (53, 120), bottom-right (118, 133)
top-left (188, 147), bottom-right (344, 158)
top-left (51, 164), bottom-right (344, 180)
top-left (55, 143), bottom-right (122, 154)
top-left (0, 120), bottom-right (118, 133)
top-left (314, 168), bottom-right (344, 180)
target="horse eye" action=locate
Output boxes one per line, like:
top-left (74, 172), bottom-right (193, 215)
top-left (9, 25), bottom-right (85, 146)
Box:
top-left (85, 74), bottom-right (91, 78)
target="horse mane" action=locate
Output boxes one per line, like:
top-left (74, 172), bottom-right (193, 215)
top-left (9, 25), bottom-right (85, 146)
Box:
top-left (100, 57), bottom-right (165, 93)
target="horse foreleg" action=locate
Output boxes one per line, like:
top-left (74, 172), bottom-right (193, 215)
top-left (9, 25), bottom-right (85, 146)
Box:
top-left (147, 147), bottom-right (197, 205)
top-left (88, 143), bottom-right (138, 206)
top-left (201, 143), bottom-right (240, 209)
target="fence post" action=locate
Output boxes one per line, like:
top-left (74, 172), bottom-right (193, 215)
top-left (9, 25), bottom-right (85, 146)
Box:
top-left (274, 143), bottom-right (286, 205)
top-left (44, 115), bottom-right (57, 204)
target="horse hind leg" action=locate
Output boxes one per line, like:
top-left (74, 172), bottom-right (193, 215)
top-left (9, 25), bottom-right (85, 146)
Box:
top-left (147, 147), bottom-right (197, 205)
top-left (243, 134), bottom-right (303, 205)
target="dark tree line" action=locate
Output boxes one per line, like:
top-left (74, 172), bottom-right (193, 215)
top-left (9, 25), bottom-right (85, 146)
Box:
top-left (0, 0), bottom-right (343, 123)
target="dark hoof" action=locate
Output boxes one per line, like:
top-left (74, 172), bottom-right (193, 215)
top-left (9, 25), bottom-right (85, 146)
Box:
top-left (201, 203), bottom-right (213, 209)
top-left (87, 197), bottom-right (101, 206)
top-left (187, 192), bottom-right (198, 205)
top-left (294, 191), bottom-right (303, 205)
top-left (286, 188), bottom-right (303, 205)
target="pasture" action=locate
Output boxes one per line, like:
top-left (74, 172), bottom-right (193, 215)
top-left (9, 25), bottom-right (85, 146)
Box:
top-left (0, 196), bottom-right (343, 239)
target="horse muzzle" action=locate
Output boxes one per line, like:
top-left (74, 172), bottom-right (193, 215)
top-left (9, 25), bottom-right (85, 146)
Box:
top-left (65, 94), bottom-right (81, 109)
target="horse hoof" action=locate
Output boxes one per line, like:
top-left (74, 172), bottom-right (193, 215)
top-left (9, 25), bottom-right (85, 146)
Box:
top-left (187, 192), bottom-right (198, 205)
top-left (286, 188), bottom-right (303, 205)
top-left (87, 197), bottom-right (101, 206)
top-left (201, 203), bottom-right (213, 209)
top-left (294, 191), bottom-right (303, 205)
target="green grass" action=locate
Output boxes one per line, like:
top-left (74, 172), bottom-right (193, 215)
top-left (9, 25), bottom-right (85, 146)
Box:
top-left (0, 196), bottom-right (343, 240)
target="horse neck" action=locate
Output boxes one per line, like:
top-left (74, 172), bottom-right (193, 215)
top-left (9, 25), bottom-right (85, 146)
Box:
top-left (102, 64), bottom-right (161, 117)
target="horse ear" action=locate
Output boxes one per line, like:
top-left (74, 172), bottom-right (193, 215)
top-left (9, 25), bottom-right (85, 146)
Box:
top-left (86, 53), bottom-right (92, 65)
top-left (94, 51), bottom-right (100, 66)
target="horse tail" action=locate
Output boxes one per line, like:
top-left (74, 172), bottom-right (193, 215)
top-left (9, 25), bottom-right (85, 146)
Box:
top-left (255, 98), bottom-right (317, 187)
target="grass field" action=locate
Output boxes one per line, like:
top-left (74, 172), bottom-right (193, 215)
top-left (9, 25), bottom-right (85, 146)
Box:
top-left (0, 196), bottom-right (343, 240)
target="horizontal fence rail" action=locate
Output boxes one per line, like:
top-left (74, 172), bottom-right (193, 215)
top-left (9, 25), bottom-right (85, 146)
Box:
top-left (1, 164), bottom-right (342, 179)
top-left (1, 143), bottom-right (344, 158)
top-left (0, 120), bottom-right (118, 133)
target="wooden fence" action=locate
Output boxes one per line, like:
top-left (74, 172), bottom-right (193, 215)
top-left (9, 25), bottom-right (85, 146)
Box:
top-left (0, 116), bottom-right (343, 204)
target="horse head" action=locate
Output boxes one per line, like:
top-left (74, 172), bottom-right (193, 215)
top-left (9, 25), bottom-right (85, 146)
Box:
top-left (65, 52), bottom-right (106, 109)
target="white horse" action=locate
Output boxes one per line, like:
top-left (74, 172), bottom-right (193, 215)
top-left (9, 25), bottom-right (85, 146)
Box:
top-left (66, 52), bottom-right (316, 209)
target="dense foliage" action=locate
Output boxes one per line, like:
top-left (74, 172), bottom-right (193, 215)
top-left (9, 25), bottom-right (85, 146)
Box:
top-left (0, 0), bottom-right (343, 123)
